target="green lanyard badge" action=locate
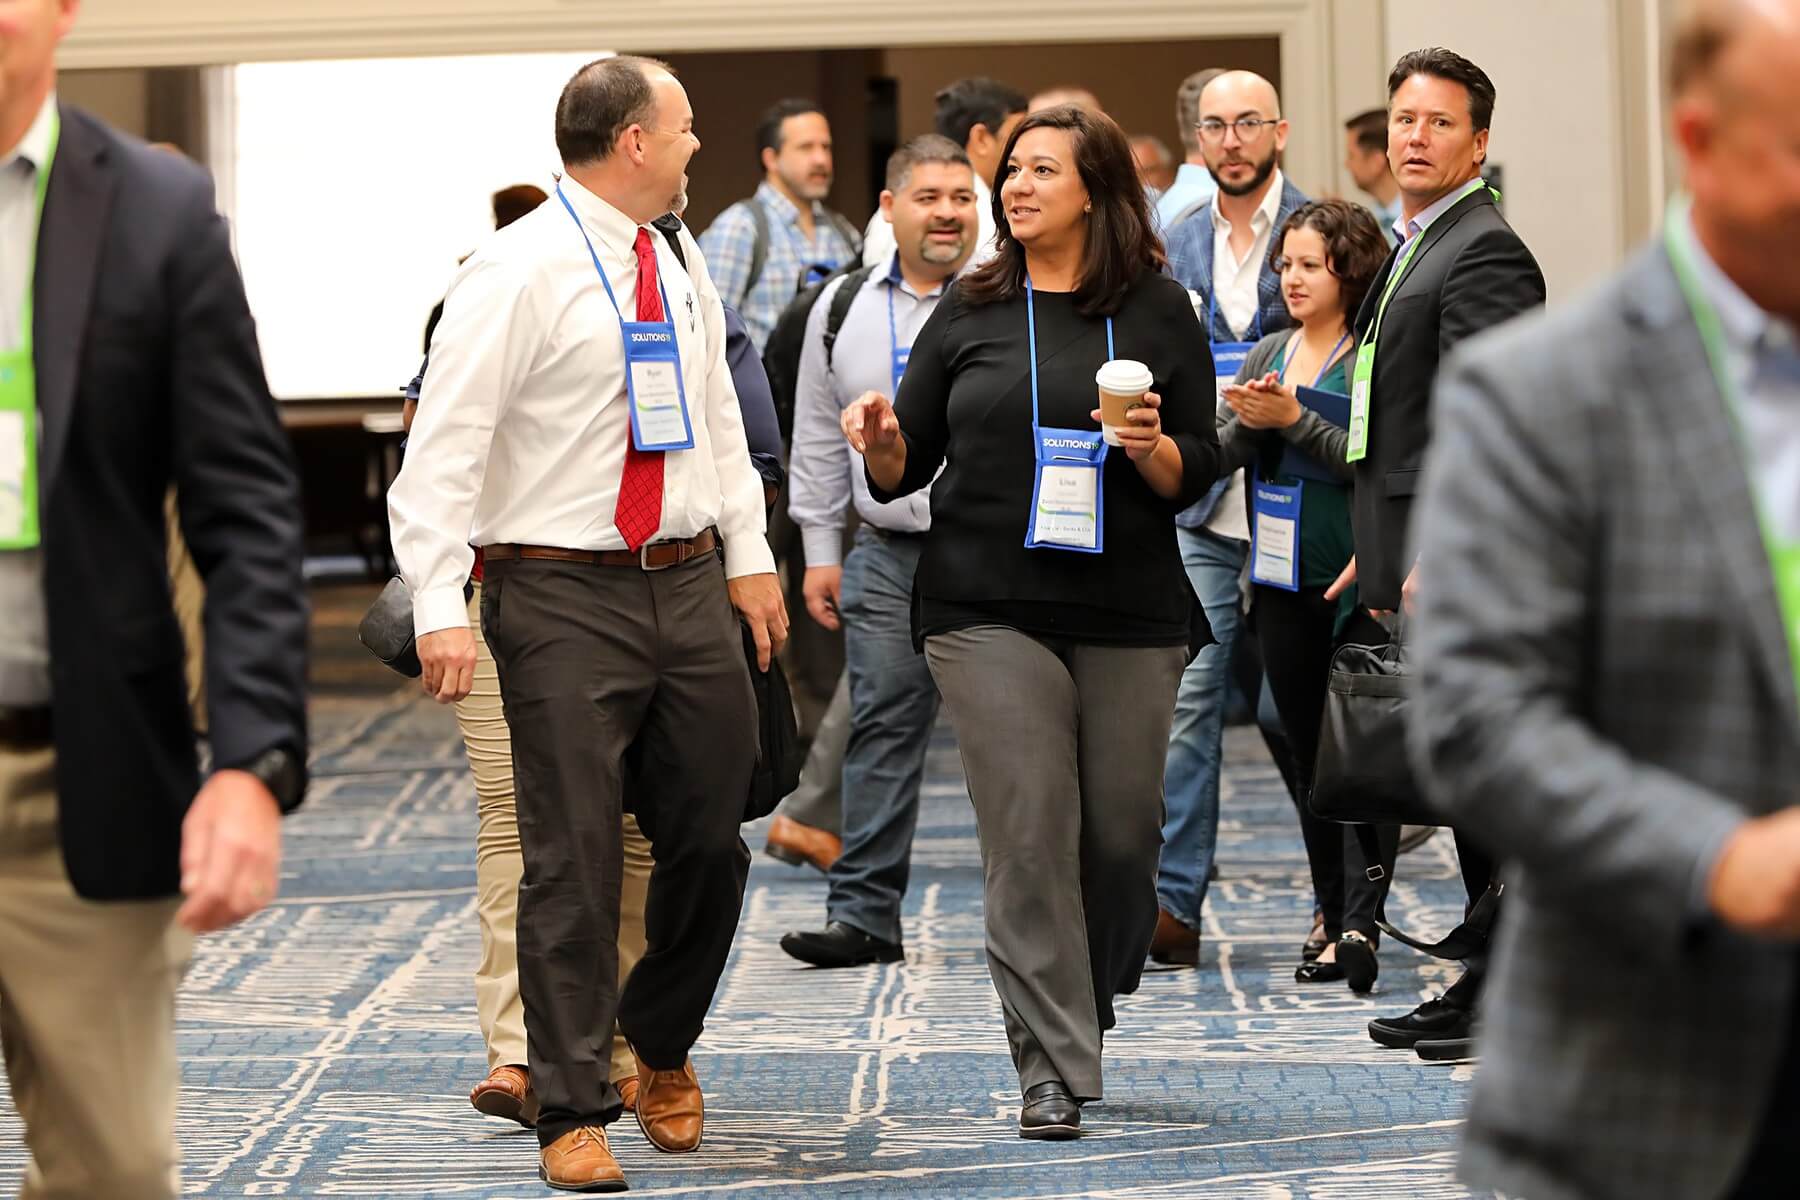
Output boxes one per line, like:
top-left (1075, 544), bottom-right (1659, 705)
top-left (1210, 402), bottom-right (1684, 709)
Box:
top-left (0, 107), bottom-right (60, 552)
top-left (1346, 177), bottom-right (1493, 464)
top-left (1663, 197), bottom-right (1800, 690)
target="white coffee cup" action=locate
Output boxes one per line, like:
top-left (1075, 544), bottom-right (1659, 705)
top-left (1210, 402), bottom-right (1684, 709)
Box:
top-left (1095, 359), bottom-right (1154, 447)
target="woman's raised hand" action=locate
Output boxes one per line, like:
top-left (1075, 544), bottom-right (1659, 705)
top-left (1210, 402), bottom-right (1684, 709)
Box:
top-left (841, 391), bottom-right (901, 454)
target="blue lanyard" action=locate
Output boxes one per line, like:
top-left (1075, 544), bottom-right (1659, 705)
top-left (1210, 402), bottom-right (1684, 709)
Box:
top-left (887, 283), bottom-right (900, 361)
top-left (555, 183), bottom-right (679, 335)
top-left (1205, 282), bottom-right (1264, 344)
top-left (1025, 278), bottom-right (1114, 432)
top-left (1277, 330), bottom-right (1351, 388)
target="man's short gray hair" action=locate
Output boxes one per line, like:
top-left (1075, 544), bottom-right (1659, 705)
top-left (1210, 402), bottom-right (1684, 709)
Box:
top-left (885, 134), bottom-right (973, 194)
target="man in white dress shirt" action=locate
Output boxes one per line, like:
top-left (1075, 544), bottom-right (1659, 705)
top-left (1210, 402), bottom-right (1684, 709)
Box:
top-left (389, 54), bottom-right (785, 1192)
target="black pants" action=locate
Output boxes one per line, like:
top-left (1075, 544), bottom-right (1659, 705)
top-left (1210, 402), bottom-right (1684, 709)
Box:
top-left (482, 552), bottom-right (755, 1147)
top-left (1253, 587), bottom-right (1398, 942)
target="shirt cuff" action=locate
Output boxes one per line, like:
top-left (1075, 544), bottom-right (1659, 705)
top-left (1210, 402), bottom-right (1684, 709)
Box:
top-left (800, 526), bottom-right (843, 569)
top-left (720, 530), bottom-right (777, 579)
top-left (1687, 819), bottom-right (1743, 924)
top-left (413, 585), bottom-right (472, 639)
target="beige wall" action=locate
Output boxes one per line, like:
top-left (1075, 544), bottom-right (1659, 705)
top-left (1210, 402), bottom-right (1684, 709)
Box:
top-left (57, 68), bottom-right (149, 136)
top-left (1381, 0), bottom-right (1629, 301)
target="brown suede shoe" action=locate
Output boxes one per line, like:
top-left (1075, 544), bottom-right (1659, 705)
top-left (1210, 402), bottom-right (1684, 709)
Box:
top-left (1148, 908), bottom-right (1200, 967)
top-left (616, 1076), bottom-right (639, 1112)
top-left (539, 1126), bottom-right (627, 1193)
top-left (764, 814), bottom-right (842, 873)
top-left (470, 1064), bottom-right (539, 1128)
top-left (633, 1054), bottom-right (703, 1153)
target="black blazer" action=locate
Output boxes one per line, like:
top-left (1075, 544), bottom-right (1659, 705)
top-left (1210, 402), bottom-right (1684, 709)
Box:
top-left (37, 107), bottom-right (309, 900)
top-left (1349, 186), bottom-right (1544, 611)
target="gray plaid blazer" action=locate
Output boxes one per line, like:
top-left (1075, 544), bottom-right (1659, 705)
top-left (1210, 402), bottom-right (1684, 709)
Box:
top-left (1408, 243), bottom-right (1800, 1200)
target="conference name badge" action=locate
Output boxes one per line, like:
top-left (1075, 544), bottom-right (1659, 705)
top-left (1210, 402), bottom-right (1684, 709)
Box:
top-left (1026, 427), bottom-right (1106, 553)
top-left (623, 320), bottom-right (696, 452)
top-left (0, 351), bottom-right (38, 550)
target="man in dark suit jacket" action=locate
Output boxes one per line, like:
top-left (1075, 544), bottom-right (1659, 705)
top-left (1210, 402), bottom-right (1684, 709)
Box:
top-left (0, 6), bottom-right (308, 1194)
top-left (1329, 47), bottom-right (1545, 1054)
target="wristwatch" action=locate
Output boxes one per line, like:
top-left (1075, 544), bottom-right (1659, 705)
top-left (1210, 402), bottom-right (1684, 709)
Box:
top-left (229, 746), bottom-right (305, 812)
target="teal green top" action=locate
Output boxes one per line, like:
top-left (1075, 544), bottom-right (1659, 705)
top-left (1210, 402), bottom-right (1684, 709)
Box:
top-left (1265, 345), bottom-right (1354, 590)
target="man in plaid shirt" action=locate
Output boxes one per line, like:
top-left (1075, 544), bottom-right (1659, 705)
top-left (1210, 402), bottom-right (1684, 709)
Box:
top-left (699, 98), bottom-right (861, 352)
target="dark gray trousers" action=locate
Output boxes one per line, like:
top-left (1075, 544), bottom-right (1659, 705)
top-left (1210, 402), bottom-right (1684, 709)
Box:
top-left (924, 625), bottom-right (1186, 1100)
top-left (481, 552), bottom-right (755, 1147)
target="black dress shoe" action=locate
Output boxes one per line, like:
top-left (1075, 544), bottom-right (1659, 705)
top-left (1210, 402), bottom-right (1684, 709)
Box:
top-left (1415, 1034), bottom-right (1477, 1061)
top-left (1294, 959), bottom-right (1345, 984)
top-left (1368, 997), bottom-right (1474, 1049)
top-left (1019, 1081), bottom-right (1080, 1140)
top-left (779, 922), bottom-right (903, 968)
top-left (1337, 931), bottom-right (1378, 994)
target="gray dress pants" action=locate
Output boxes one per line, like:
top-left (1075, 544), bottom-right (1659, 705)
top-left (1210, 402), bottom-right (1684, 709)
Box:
top-left (924, 625), bottom-right (1186, 1100)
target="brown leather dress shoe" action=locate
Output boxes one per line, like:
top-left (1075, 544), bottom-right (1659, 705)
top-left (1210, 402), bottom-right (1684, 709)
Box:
top-left (764, 814), bottom-right (842, 873)
top-left (616, 1076), bottom-right (639, 1112)
top-left (470, 1064), bottom-right (539, 1128)
top-left (633, 1054), bottom-right (704, 1153)
top-left (1149, 908), bottom-right (1200, 966)
top-left (539, 1126), bottom-right (627, 1193)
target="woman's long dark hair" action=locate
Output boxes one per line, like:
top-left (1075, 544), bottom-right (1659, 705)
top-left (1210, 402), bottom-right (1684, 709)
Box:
top-left (1268, 199), bottom-right (1390, 326)
top-left (959, 105), bottom-right (1165, 318)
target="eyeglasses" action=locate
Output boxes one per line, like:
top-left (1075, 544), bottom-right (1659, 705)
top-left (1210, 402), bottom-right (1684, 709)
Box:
top-left (1196, 117), bottom-right (1280, 143)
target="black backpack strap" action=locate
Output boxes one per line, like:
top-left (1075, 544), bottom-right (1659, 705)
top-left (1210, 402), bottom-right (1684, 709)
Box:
top-left (651, 213), bottom-right (687, 272)
top-left (744, 199), bottom-right (770, 306)
top-left (822, 266), bottom-right (877, 372)
top-left (825, 208), bottom-right (864, 257)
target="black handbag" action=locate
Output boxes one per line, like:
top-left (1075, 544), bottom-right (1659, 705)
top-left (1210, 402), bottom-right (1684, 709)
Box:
top-left (357, 577), bottom-right (423, 677)
top-left (742, 622), bottom-right (802, 823)
top-left (1309, 622), bottom-right (1441, 827)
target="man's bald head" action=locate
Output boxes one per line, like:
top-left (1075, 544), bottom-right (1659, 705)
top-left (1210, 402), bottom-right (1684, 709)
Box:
top-left (1670, 0), bottom-right (1800, 99)
top-left (1030, 86), bottom-right (1101, 113)
top-left (1199, 70), bottom-right (1281, 120)
top-left (1668, 0), bottom-right (1800, 321)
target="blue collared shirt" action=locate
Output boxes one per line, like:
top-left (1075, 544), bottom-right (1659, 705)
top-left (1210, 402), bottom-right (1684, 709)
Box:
top-left (1154, 161), bottom-right (1217, 232)
top-left (697, 180), bottom-right (858, 353)
top-left (787, 253), bottom-right (945, 567)
top-left (1674, 211), bottom-right (1800, 539)
top-left (1393, 176), bottom-right (1488, 244)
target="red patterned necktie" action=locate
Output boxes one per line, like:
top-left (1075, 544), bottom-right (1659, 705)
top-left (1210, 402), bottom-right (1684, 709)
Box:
top-left (613, 228), bottom-right (666, 551)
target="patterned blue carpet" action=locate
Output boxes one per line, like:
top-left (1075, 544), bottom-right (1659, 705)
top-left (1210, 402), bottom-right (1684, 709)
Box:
top-left (0, 603), bottom-right (1486, 1197)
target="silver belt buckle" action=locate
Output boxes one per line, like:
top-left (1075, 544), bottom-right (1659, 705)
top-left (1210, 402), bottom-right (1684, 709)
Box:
top-left (640, 539), bottom-right (680, 571)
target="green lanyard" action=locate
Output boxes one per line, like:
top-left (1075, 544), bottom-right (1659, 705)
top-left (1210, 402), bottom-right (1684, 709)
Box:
top-left (1345, 177), bottom-right (1492, 463)
top-left (1663, 198), bottom-right (1800, 691)
top-left (0, 106), bottom-right (60, 552)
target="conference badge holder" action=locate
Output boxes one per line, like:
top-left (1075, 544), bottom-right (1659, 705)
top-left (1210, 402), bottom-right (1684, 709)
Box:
top-left (623, 319), bottom-right (696, 452)
top-left (1249, 478), bottom-right (1302, 591)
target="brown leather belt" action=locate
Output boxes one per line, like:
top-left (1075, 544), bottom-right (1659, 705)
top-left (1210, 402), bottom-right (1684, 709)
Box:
top-left (484, 528), bottom-right (717, 571)
top-left (0, 706), bottom-right (51, 750)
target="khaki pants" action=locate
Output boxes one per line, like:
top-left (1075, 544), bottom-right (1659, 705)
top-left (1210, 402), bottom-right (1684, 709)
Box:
top-left (0, 746), bottom-right (193, 1199)
top-left (459, 582), bottom-right (651, 1083)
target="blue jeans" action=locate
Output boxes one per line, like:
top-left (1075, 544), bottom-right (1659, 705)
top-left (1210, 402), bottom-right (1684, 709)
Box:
top-left (825, 528), bottom-right (941, 944)
top-left (1157, 526), bottom-right (1247, 927)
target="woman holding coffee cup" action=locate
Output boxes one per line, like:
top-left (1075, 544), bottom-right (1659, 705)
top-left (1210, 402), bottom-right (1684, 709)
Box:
top-left (1212, 198), bottom-right (1394, 993)
top-left (841, 104), bottom-right (1221, 1139)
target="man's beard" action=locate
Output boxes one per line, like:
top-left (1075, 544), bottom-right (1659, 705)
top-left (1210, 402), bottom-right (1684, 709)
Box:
top-left (781, 165), bottom-right (832, 201)
top-left (669, 176), bottom-right (689, 218)
top-left (918, 227), bottom-right (968, 265)
top-left (1209, 150), bottom-right (1276, 198)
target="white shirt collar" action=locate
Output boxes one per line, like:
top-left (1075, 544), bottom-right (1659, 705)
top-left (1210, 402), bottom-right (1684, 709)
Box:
top-left (1395, 175), bottom-right (1485, 242)
top-left (557, 171), bottom-right (652, 264)
top-left (3, 91), bottom-right (57, 176)
top-left (1210, 167), bottom-right (1284, 237)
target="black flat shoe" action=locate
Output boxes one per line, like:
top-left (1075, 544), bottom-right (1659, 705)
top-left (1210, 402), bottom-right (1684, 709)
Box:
top-left (1294, 959), bottom-right (1345, 983)
top-left (1301, 909), bottom-right (1328, 962)
top-left (1368, 997), bottom-right (1474, 1049)
top-left (1337, 931), bottom-right (1378, 994)
top-left (779, 922), bottom-right (903, 968)
top-left (1020, 1081), bottom-right (1080, 1140)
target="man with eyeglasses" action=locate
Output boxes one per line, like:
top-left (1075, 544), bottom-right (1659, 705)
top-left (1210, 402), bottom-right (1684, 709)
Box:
top-left (1156, 70), bottom-right (1310, 968)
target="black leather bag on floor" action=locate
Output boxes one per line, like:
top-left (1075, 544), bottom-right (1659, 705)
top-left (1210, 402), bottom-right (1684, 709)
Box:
top-left (1310, 623), bottom-right (1441, 827)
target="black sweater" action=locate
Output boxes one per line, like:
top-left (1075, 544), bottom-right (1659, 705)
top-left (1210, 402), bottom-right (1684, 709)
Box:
top-left (870, 270), bottom-right (1221, 646)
